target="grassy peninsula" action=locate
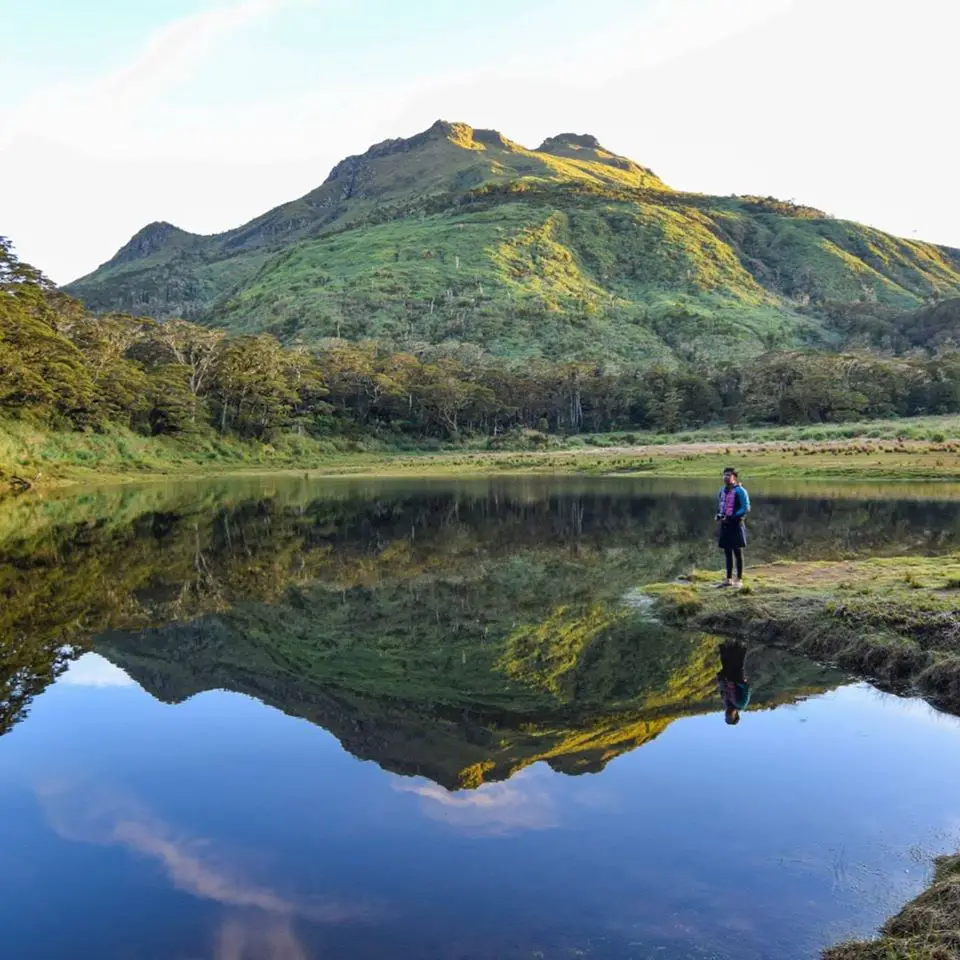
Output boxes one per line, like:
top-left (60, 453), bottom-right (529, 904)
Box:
top-left (645, 554), bottom-right (960, 712)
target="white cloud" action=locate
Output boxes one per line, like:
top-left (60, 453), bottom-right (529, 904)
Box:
top-left (79, 0), bottom-right (286, 107)
top-left (1, 0), bottom-right (299, 153)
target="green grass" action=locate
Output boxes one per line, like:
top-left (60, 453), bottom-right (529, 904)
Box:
top-left (0, 418), bottom-right (412, 487)
top-left (209, 200), bottom-right (815, 362)
top-left (571, 415), bottom-right (960, 446)
top-left (5, 415), bottom-right (960, 490)
top-left (645, 553), bottom-right (960, 712)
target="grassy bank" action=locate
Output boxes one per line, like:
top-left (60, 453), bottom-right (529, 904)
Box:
top-left (645, 554), bottom-right (960, 711)
top-left (824, 853), bottom-right (960, 960)
top-left (530, 415), bottom-right (960, 448)
top-left (0, 419), bottom-right (413, 488)
top-left (379, 440), bottom-right (960, 481)
top-left (2, 415), bottom-right (960, 490)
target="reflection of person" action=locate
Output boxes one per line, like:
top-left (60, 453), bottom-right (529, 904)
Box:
top-left (715, 467), bottom-right (750, 589)
top-left (717, 640), bottom-right (751, 725)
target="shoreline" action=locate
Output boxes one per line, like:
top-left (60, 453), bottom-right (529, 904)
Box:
top-left (2, 413), bottom-right (960, 493)
top-left (5, 434), bottom-right (960, 495)
top-left (645, 555), bottom-right (960, 714)
top-left (823, 853), bottom-right (960, 959)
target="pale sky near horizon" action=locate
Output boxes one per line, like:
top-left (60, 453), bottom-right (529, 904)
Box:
top-left (2, 0), bottom-right (957, 284)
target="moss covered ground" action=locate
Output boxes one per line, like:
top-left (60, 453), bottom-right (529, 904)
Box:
top-left (646, 553), bottom-right (960, 712)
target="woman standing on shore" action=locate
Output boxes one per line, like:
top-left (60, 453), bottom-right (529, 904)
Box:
top-left (716, 467), bottom-right (750, 589)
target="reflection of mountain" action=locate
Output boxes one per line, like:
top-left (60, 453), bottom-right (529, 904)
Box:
top-left (1, 475), bottom-right (945, 750)
top-left (97, 579), bottom-right (842, 789)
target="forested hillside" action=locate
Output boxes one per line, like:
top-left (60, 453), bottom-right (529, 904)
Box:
top-left (2, 236), bottom-right (960, 459)
top-left (64, 121), bottom-right (960, 364)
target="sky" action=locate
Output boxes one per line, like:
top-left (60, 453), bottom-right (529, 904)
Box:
top-left (2, 0), bottom-right (957, 284)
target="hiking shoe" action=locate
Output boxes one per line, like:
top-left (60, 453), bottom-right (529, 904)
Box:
top-left (715, 579), bottom-right (734, 589)
top-left (731, 580), bottom-right (744, 590)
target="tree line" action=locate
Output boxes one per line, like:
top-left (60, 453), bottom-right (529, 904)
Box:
top-left (2, 236), bottom-right (959, 443)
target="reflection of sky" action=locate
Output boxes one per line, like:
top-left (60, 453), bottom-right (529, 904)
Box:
top-left (59, 653), bottom-right (136, 688)
top-left (2, 676), bottom-right (960, 960)
top-left (392, 769), bottom-right (559, 835)
top-left (34, 777), bottom-right (376, 960)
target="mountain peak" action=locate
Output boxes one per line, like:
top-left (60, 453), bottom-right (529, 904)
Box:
top-left (416, 120), bottom-right (516, 149)
top-left (106, 221), bottom-right (195, 268)
top-left (537, 132), bottom-right (656, 178)
top-left (423, 118), bottom-right (470, 141)
top-left (131, 221), bottom-right (182, 242)
top-left (539, 133), bottom-right (604, 151)
top-left (321, 120), bottom-right (519, 189)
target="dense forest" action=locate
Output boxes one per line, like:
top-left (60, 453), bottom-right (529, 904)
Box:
top-left (3, 236), bottom-right (960, 445)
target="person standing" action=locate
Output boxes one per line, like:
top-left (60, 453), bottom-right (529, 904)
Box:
top-left (715, 467), bottom-right (750, 589)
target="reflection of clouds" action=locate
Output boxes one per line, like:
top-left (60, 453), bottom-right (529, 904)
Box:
top-left (216, 913), bottom-right (309, 960)
top-left (59, 653), bottom-right (136, 688)
top-left (112, 818), bottom-right (303, 915)
top-left (394, 769), bottom-right (558, 835)
top-left (36, 780), bottom-right (376, 958)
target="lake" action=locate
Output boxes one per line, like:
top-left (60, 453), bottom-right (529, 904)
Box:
top-left (2, 475), bottom-right (960, 960)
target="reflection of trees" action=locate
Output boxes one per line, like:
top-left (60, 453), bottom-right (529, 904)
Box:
top-left (100, 590), bottom-right (841, 790)
top-left (0, 639), bottom-right (76, 738)
top-left (1, 479), bottom-right (956, 746)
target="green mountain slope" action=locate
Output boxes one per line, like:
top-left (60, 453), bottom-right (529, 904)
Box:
top-left (64, 121), bottom-right (960, 362)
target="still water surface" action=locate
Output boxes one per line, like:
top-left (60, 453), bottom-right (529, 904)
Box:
top-left (2, 476), bottom-right (960, 959)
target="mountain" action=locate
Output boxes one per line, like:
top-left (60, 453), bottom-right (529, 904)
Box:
top-left (64, 119), bottom-right (960, 362)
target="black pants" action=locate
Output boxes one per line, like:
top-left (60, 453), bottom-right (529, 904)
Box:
top-left (718, 640), bottom-right (747, 682)
top-left (725, 547), bottom-right (743, 580)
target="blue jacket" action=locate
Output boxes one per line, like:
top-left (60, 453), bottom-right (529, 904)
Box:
top-left (719, 679), bottom-right (752, 710)
top-left (716, 484), bottom-right (750, 520)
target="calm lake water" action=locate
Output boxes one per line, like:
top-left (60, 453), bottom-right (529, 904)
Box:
top-left (2, 476), bottom-right (960, 960)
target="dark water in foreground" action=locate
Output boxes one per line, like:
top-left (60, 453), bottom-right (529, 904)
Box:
top-left (2, 476), bottom-right (960, 960)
